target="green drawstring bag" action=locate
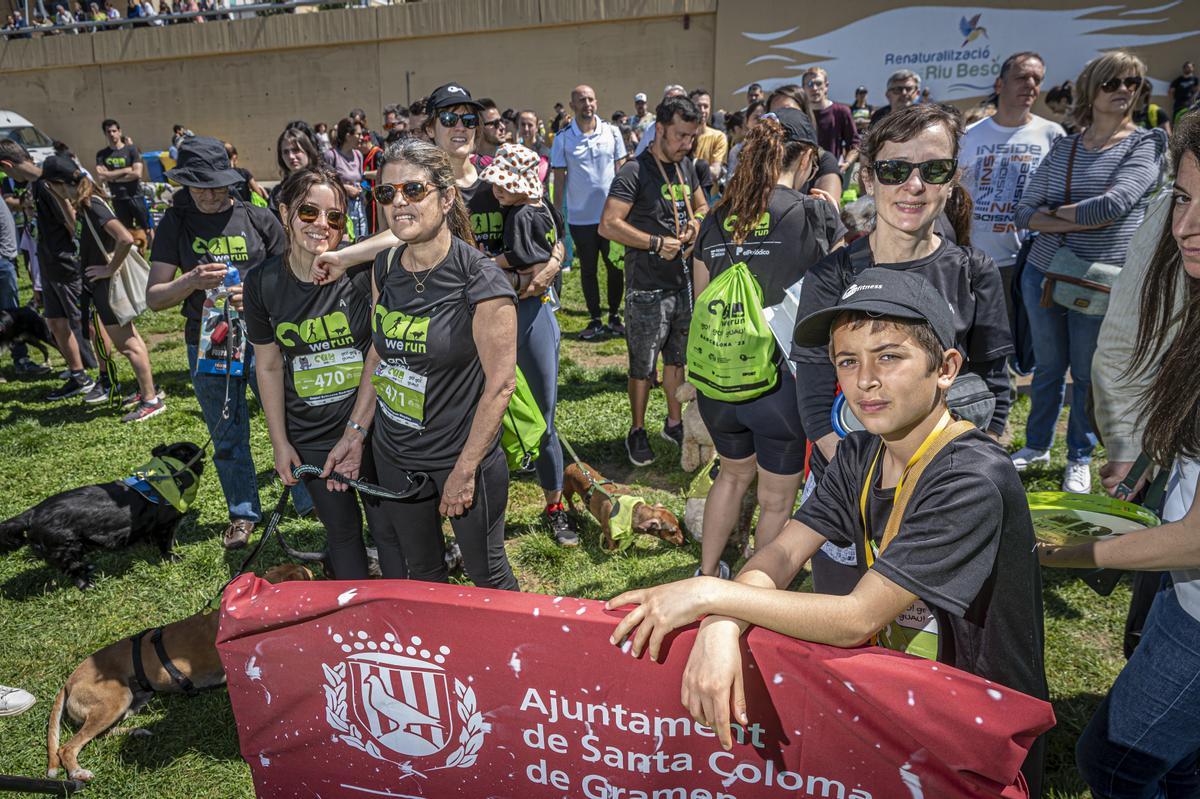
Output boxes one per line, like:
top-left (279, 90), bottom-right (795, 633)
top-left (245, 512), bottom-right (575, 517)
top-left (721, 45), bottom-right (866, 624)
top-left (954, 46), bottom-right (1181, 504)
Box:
top-left (501, 366), bottom-right (547, 471)
top-left (687, 261), bottom-right (777, 402)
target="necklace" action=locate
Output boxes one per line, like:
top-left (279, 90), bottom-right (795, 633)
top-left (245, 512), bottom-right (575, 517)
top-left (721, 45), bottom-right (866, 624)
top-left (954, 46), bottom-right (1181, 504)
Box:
top-left (403, 248), bottom-right (445, 293)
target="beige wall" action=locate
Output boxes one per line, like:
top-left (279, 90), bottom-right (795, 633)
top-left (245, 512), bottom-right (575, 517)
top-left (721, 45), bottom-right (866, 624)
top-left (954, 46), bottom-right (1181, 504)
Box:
top-left (0, 0), bottom-right (716, 175)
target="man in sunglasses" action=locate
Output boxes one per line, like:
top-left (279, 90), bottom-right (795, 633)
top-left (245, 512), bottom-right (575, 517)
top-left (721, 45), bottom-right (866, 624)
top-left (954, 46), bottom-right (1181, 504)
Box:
top-left (869, 70), bottom-right (920, 127)
top-left (472, 98), bottom-right (506, 170)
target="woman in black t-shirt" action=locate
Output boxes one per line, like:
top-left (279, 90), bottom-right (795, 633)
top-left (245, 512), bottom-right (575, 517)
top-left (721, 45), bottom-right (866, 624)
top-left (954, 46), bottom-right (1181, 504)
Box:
top-left (322, 137), bottom-right (520, 590)
top-left (243, 167), bottom-right (382, 580)
top-left (691, 110), bottom-right (843, 579)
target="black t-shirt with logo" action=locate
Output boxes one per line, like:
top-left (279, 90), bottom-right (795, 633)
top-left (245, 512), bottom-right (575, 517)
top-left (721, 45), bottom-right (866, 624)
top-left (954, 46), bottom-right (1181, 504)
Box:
top-left (502, 202), bottom-right (563, 269)
top-left (244, 255), bottom-right (373, 450)
top-left (95, 144), bottom-right (143, 200)
top-left (607, 149), bottom-right (700, 291)
top-left (460, 177), bottom-right (505, 256)
top-left (78, 197), bottom-right (117, 268)
top-left (1170, 74), bottom-right (1199, 115)
top-left (697, 187), bottom-right (843, 307)
top-left (150, 199), bottom-right (286, 345)
top-left (370, 237), bottom-right (516, 470)
top-left (33, 180), bottom-right (79, 282)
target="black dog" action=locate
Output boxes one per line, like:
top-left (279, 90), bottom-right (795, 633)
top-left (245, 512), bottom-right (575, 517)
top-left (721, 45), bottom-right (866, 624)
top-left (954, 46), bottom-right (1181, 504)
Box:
top-left (0, 305), bottom-right (57, 364)
top-left (0, 443), bottom-right (205, 589)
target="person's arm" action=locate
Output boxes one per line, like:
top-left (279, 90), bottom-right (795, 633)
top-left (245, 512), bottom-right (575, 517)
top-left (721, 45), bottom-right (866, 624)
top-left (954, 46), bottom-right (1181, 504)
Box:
top-left (1070, 130), bottom-right (1167, 227)
top-left (551, 168), bottom-right (566, 215)
top-left (599, 195), bottom-right (677, 255)
top-left (971, 356), bottom-right (1011, 438)
top-left (248, 177), bottom-right (268, 200)
top-left (438, 296), bottom-right (517, 518)
top-left (252, 341), bottom-right (303, 486)
top-left (84, 216), bottom-right (133, 283)
top-left (313, 229), bottom-right (399, 284)
top-left (519, 239), bottom-right (565, 300)
top-left (814, 173), bottom-right (842, 209)
top-left (691, 255), bottom-right (710, 299)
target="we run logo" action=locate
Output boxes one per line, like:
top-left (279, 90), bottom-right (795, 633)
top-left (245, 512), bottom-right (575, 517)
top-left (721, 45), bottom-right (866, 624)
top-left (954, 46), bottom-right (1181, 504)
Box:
top-left (275, 311), bottom-right (354, 348)
top-left (373, 306), bottom-right (430, 354)
top-left (193, 235), bottom-right (250, 260)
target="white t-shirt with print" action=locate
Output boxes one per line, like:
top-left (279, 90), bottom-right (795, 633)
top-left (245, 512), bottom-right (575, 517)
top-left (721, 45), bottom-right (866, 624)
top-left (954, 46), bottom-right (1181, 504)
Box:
top-left (1163, 457), bottom-right (1200, 622)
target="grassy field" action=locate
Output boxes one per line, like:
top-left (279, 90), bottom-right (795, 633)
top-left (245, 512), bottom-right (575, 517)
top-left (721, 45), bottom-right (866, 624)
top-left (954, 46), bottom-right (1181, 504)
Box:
top-left (0, 263), bottom-right (1128, 798)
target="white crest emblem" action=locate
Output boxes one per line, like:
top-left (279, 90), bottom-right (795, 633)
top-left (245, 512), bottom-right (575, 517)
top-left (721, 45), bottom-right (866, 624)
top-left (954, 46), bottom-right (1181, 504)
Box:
top-left (323, 631), bottom-right (488, 778)
top-left (842, 283), bottom-right (883, 300)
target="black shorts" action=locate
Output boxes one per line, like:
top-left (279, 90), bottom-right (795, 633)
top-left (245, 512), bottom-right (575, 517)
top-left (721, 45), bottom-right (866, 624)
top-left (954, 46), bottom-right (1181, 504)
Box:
top-left (112, 197), bottom-right (150, 231)
top-left (625, 286), bottom-right (690, 380)
top-left (87, 277), bottom-right (121, 327)
top-left (43, 276), bottom-right (83, 321)
top-left (696, 367), bottom-right (807, 475)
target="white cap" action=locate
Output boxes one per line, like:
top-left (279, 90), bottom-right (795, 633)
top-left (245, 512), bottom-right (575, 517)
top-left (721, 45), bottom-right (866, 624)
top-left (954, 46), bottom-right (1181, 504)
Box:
top-left (634, 92), bottom-right (648, 102)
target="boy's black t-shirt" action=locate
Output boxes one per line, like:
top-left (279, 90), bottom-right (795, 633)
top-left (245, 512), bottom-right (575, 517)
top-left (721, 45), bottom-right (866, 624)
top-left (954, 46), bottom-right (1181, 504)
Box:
top-left (369, 237), bottom-right (516, 470)
top-left (78, 197), bottom-right (117, 268)
top-left (697, 187), bottom-right (843, 307)
top-left (33, 180), bottom-right (79, 282)
top-left (243, 255), bottom-right (373, 451)
top-left (502, 202), bottom-right (564, 269)
top-left (460, 178), bottom-right (505, 256)
top-left (607, 149), bottom-right (700, 291)
top-left (150, 200), bottom-right (286, 345)
top-left (95, 144), bottom-right (142, 200)
top-left (795, 427), bottom-right (1048, 703)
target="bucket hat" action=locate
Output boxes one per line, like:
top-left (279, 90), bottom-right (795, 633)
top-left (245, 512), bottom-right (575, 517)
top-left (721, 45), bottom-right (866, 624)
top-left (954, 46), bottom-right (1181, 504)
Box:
top-left (165, 135), bottom-right (243, 188)
top-left (479, 143), bottom-right (544, 200)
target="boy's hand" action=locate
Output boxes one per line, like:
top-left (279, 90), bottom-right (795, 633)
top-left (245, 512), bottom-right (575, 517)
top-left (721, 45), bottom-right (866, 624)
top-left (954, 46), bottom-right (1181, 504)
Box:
top-left (681, 617), bottom-right (747, 750)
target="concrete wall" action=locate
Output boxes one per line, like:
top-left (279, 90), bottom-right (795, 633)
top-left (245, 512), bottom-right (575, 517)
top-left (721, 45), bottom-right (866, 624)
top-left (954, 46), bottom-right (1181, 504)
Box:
top-left (1, 0), bottom-right (717, 175)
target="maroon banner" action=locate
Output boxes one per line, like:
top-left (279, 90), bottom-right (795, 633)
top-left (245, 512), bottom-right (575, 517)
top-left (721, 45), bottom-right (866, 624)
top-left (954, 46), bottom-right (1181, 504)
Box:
top-left (217, 574), bottom-right (1053, 799)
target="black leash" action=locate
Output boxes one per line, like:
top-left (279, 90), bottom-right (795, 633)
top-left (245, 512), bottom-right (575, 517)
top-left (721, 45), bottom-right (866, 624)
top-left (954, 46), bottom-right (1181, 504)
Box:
top-left (0, 775), bottom-right (85, 795)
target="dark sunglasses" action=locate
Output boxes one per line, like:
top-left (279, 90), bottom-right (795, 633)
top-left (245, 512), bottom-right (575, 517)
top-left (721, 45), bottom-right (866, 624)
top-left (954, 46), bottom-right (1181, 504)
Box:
top-left (482, 119), bottom-right (504, 129)
top-left (1099, 76), bottom-right (1143, 93)
top-left (373, 181), bottom-right (437, 205)
top-left (437, 111), bottom-right (479, 129)
top-left (296, 203), bottom-right (346, 230)
top-left (871, 158), bottom-right (958, 185)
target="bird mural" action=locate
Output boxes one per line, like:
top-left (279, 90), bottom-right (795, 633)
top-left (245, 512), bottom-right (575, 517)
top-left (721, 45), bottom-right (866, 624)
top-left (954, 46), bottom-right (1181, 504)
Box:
top-left (959, 13), bottom-right (989, 46)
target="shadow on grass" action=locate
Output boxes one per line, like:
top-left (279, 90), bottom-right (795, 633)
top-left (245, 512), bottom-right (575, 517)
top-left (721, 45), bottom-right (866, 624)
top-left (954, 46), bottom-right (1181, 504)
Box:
top-left (116, 690), bottom-right (244, 768)
top-left (1042, 690), bottom-right (1105, 797)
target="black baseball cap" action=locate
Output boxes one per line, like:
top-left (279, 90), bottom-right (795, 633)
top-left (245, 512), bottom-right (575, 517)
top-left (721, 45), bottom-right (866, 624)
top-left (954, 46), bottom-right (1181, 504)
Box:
top-left (40, 155), bottom-right (82, 185)
top-left (793, 267), bottom-right (956, 349)
top-left (165, 136), bottom-right (243, 188)
top-left (765, 107), bottom-right (818, 146)
top-left (855, 85), bottom-right (869, 94)
top-left (425, 83), bottom-right (483, 116)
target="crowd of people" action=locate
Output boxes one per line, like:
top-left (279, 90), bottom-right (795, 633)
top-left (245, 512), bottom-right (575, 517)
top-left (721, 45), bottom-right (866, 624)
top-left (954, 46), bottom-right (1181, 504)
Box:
top-left (3, 0), bottom-right (232, 34)
top-left (3, 47), bottom-right (1200, 797)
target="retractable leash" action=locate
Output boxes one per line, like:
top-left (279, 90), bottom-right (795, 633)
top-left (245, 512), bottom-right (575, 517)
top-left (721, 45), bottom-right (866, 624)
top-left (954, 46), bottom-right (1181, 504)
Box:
top-left (0, 774), bottom-right (86, 795)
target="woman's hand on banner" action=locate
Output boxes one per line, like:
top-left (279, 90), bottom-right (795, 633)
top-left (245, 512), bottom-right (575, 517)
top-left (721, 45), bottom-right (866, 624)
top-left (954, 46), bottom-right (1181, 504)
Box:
top-left (606, 577), bottom-right (720, 662)
top-left (682, 616), bottom-right (748, 750)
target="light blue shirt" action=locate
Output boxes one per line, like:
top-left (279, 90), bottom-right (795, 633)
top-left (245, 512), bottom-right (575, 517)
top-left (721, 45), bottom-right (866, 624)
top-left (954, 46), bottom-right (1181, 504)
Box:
top-left (549, 119), bottom-right (626, 226)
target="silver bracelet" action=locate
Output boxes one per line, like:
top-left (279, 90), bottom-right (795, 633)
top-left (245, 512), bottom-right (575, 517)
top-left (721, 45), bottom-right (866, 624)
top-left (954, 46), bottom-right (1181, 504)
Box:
top-left (345, 420), bottom-right (368, 439)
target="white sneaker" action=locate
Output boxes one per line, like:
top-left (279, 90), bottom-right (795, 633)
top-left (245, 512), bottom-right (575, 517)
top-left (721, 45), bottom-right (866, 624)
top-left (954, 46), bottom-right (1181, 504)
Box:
top-left (0, 685), bottom-right (34, 717)
top-left (1063, 460), bottom-right (1092, 494)
top-left (1011, 447), bottom-right (1051, 471)
top-left (694, 561), bottom-right (731, 579)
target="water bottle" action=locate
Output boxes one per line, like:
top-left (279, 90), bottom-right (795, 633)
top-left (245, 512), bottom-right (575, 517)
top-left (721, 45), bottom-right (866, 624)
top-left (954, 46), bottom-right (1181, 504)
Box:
top-left (207, 265), bottom-right (240, 345)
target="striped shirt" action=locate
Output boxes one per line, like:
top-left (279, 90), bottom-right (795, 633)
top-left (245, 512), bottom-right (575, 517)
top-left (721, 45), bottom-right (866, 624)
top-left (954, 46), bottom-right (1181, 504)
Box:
top-left (1014, 127), bottom-right (1166, 272)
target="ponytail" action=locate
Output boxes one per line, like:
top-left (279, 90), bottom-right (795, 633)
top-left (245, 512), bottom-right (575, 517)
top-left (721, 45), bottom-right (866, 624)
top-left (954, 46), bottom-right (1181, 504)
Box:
top-left (714, 117), bottom-right (811, 244)
top-left (945, 185), bottom-right (973, 247)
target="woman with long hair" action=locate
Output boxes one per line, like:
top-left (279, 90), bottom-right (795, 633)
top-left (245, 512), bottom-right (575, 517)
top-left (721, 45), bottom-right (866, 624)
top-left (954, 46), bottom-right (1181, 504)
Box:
top-left (691, 109), bottom-right (843, 578)
top-left (1014, 50), bottom-right (1167, 494)
top-left (792, 102), bottom-right (1012, 594)
top-left (243, 167), bottom-right (382, 579)
top-left (1039, 113), bottom-right (1200, 798)
top-left (321, 138), bottom-right (520, 590)
top-left (269, 126), bottom-right (320, 219)
top-left (323, 117), bottom-right (367, 241)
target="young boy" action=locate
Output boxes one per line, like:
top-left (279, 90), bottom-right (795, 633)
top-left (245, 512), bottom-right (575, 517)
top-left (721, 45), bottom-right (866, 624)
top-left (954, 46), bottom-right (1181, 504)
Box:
top-left (608, 268), bottom-right (1046, 792)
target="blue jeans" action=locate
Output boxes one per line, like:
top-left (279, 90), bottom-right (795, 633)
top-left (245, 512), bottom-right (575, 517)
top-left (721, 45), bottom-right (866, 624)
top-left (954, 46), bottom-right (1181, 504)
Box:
top-left (187, 343), bottom-right (312, 522)
top-left (1019, 265), bottom-right (1103, 462)
top-left (0, 256), bottom-right (28, 361)
top-left (516, 296), bottom-right (563, 493)
top-left (1077, 581), bottom-right (1200, 798)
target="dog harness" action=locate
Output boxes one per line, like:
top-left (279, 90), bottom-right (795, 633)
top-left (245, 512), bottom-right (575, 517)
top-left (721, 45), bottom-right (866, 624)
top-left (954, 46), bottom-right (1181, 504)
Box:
top-left (130, 627), bottom-right (197, 695)
top-left (121, 456), bottom-right (200, 513)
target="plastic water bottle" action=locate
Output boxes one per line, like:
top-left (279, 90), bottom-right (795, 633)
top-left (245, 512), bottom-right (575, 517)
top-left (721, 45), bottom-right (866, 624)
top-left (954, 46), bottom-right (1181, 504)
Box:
top-left (207, 265), bottom-right (240, 345)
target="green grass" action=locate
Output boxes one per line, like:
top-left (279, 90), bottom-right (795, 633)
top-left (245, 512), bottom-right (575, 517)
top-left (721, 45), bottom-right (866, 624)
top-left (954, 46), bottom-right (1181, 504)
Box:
top-left (0, 263), bottom-right (1127, 797)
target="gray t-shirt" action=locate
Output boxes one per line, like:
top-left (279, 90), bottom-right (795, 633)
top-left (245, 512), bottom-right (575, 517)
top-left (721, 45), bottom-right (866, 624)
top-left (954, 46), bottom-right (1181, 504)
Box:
top-left (0, 199), bottom-right (17, 261)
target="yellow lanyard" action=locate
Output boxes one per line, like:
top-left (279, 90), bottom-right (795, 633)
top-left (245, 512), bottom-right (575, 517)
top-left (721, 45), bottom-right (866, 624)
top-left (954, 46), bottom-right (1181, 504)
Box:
top-left (859, 411), bottom-right (952, 569)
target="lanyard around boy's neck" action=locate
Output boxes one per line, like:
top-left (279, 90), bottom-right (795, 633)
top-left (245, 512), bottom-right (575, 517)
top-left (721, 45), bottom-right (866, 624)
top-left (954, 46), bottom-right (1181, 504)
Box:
top-left (652, 151), bottom-right (693, 240)
top-left (859, 410), bottom-right (952, 569)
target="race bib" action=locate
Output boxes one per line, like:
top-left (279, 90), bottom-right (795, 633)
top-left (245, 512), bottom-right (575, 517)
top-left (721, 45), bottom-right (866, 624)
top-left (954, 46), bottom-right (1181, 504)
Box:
top-left (371, 361), bottom-right (427, 430)
top-left (291, 347), bottom-right (363, 407)
top-left (878, 599), bottom-right (939, 661)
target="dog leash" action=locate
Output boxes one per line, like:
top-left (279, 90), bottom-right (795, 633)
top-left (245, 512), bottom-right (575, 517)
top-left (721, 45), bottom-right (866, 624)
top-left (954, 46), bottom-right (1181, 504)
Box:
top-left (558, 435), bottom-right (616, 504)
top-left (289, 464), bottom-right (428, 501)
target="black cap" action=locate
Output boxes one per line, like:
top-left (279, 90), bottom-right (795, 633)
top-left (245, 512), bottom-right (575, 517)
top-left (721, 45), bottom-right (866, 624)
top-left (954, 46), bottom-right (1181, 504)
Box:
top-left (41, 155), bottom-right (82, 185)
top-left (766, 107), bottom-right (818, 146)
top-left (165, 136), bottom-right (243, 189)
top-left (793, 267), bottom-right (956, 349)
top-left (856, 85), bottom-right (869, 93)
top-left (425, 83), bottom-right (483, 116)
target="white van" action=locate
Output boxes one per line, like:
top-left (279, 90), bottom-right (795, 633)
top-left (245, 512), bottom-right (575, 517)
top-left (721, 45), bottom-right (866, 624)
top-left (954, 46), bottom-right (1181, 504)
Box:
top-left (0, 110), bottom-right (56, 165)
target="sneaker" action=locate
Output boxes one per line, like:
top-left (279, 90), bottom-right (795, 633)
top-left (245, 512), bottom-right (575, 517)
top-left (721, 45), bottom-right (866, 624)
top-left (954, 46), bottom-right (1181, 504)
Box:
top-left (0, 685), bottom-right (34, 717)
top-left (694, 561), bottom-right (731, 579)
top-left (661, 417), bottom-right (684, 448)
top-left (1010, 447), bottom-right (1050, 472)
top-left (14, 357), bottom-right (51, 376)
top-left (223, 519), bottom-right (255, 550)
top-left (82, 380), bottom-right (114, 405)
top-left (122, 398), bottom-right (166, 423)
top-left (1063, 460), bottom-right (1092, 494)
top-left (605, 315), bottom-right (626, 337)
top-left (121, 388), bottom-right (167, 409)
top-left (545, 505), bottom-right (579, 547)
top-left (625, 427), bottom-right (655, 467)
top-left (579, 319), bottom-right (606, 341)
top-left (46, 373), bottom-right (95, 401)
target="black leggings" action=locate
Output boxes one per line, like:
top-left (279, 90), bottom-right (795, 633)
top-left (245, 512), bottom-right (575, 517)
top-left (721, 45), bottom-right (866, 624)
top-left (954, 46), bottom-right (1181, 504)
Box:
top-left (570, 223), bottom-right (623, 321)
top-left (297, 444), bottom-right (378, 580)
top-left (371, 444), bottom-right (518, 590)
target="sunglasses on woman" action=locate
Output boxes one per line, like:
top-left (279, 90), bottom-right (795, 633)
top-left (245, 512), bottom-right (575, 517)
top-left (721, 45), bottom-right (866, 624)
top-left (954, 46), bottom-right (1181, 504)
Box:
top-left (1099, 76), bottom-right (1143, 93)
top-left (295, 203), bottom-right (346, 230)
top-left (372, 181), bottom-right (437, 205)
top-left (871, 158), bottom-right (958, 185)
top-left (437, 111), bottom-right (479, 129)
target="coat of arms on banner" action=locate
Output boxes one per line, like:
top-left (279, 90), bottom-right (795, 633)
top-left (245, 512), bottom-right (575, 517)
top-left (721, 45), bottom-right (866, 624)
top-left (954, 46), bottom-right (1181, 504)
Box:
top-left (322, 630), bottom-right (488, 776)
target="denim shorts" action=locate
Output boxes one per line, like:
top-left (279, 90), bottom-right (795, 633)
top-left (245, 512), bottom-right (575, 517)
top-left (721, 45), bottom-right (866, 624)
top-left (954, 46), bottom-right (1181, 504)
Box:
top-left (625, 286), bottom-right (690, 380)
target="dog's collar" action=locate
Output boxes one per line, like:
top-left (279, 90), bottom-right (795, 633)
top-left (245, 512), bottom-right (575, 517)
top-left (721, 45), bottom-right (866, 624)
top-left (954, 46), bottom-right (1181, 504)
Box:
top-left (609, 496), bottom-right (647, 551)
top-left (122, 456), bottom-right (200, 512)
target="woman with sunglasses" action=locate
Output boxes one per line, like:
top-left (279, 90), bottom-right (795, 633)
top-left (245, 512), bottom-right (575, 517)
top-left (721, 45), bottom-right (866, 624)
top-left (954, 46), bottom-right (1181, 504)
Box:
top-left (1014, 51), bottom-right (1167, 495)
top-left (321, 138), bottom-right (520, 590)
top-left (268, 126), bottom-right (320, 220)
top-left (243, 167), bottom-right (383, 579)
top-left (323, 117), bottom-right (368, 241)
top-left (791, 103), bottom-right (1012, 594)
top-left (691, 109), bottom-right (844, 579)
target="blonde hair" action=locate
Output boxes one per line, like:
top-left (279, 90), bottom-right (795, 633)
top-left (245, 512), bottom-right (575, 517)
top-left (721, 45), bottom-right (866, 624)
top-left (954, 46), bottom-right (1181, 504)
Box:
top-left (71, 175), bottom-right (110, 212)
top-left (1072, 50), bottom-right (1147, 129)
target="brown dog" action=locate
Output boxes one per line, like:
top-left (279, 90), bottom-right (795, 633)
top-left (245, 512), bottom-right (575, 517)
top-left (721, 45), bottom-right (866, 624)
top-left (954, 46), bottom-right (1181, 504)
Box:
top-left (46, 563), bottom-right (314, 782)
top-left (562, 462), bottom-right (685, 550)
